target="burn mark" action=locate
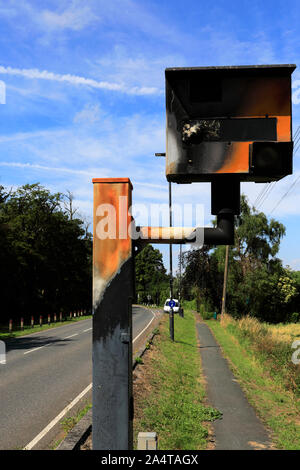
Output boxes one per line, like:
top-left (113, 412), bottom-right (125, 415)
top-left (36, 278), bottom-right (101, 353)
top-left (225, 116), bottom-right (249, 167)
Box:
top-left (182, 119), bottom-right (221, 144)
top-left (93, 257), bottom-right (133, 342)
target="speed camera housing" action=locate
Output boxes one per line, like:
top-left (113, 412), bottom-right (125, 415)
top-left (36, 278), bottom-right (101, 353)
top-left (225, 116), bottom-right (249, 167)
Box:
top-left (165, 64), bottom-right (295, 183)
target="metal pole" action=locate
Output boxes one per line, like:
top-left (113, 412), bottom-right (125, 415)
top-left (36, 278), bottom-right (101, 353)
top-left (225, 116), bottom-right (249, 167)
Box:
top-left (179, 243), bottom-right (184, 317)
top-left (92, 178), bottom-right (134, 450)
top-left (169, 182), bottom-right (174, 341)
top-left (221, 245), bottom-right (229, 316)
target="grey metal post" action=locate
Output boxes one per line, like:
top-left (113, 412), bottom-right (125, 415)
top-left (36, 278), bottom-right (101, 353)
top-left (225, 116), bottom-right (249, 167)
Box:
top-left (179, 244), bottom-right (184, 317)
top-left (169, 182), bottom-right (174, 341)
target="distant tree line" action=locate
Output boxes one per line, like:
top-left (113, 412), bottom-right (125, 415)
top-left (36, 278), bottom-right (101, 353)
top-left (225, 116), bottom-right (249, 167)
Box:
top-left (3, 183), bottom-right (298, 326)
top-left (135, 244), bottom-right (170, 305)
top-left (0, 183), bottom-right (92, 324)
top-left (181, 195), bottom-right (300, 324)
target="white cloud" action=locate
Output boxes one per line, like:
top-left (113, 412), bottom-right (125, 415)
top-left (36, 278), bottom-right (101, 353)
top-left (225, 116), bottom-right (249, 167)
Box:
top-left (0, 129), bottom-right (67, 144)
top-left (0, 65), bottom-right (162, 96)
top-left (0, 161), bottom-right (93, 177)
top-left (0, 0), bottom-right (99, 32)
top-left (91, 46), bottom-right (183, 92)
top-left (40, 1), bottom-right (99, 32)
top-left (289, 259), bottom-right (300, 270)
top-left (73, 104), bottom-right (102, 124)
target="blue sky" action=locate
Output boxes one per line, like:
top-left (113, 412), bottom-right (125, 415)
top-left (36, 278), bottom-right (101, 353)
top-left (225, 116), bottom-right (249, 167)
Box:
top-left (0, 0), bottom-right (300, 271)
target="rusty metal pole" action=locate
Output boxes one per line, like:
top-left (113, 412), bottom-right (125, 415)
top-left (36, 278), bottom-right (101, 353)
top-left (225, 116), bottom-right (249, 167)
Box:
top-left (92, 178), bottom-right (134, 450)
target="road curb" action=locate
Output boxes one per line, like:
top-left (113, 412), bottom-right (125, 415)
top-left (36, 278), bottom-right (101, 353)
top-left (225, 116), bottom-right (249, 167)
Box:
top-left (55, 308), bottom-right (162, 450)
top-left (56, 410), bottom-right (92, 450)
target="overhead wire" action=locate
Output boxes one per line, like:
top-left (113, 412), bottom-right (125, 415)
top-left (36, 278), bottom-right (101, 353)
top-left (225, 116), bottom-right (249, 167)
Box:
top-left (269, 174), bottom-right (300, 215)
top-left (258, 125), bottom-right (300, 214)
top-left (256, 181), bottom-right (276, 209)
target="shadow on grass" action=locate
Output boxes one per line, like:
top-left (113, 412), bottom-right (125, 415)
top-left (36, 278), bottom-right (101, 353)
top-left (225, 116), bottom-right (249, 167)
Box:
top-left (173, 340), bottom-right (198, 348)
top-left (174, 340), bottom-right (221, 349)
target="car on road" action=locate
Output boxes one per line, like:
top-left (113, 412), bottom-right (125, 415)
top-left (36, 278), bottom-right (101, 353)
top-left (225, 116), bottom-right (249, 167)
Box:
top-left (163, 299), bottom-right (180, 313)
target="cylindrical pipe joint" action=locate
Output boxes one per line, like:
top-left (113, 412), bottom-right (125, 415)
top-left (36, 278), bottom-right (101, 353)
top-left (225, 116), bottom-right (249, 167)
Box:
top-left (204, 210), bottom-right (235, 245)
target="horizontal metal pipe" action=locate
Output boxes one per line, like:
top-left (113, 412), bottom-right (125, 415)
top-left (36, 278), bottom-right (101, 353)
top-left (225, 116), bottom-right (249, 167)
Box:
top-left (136, 226), bottom-right (198, 244)
top-left (136, 212), bottom-right (235, 246)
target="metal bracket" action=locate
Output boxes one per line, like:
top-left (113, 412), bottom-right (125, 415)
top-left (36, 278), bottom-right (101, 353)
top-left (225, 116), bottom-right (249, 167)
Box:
top-left (121, 332), bottom-right (130, 344)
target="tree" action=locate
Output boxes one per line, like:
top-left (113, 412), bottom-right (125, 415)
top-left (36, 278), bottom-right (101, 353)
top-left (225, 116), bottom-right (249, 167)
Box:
top-left (135, 244), bottom-right (168, 304)
top-left (0, 183), bottom-right (92, 323)
top-left (182, 246), bottom-right (222, 311)
top-left (181, 195), bottom-right (297, 323)
top-left (234, 195), bottom-right (285, 274)
top-left (63, 190), bottom-right (78, 220)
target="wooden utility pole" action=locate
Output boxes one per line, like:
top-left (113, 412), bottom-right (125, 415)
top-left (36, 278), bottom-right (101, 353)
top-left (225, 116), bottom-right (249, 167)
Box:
top-left (221, 245), bottom-right (229, 316)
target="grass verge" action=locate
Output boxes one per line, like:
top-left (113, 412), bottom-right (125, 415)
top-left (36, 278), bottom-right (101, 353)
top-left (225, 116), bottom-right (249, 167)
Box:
top-left (133, 309), bottom-right (222, 450)
top-left (205, 315), bottom-right (300, 450)
top-left (52, 402), bottom-right (92, 450)
top-left (0, 315), bottom-right (92, 340)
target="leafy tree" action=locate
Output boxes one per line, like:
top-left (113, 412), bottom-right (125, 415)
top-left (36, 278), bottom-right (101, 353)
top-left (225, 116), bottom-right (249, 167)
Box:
top-left (135, 244), bottom-right (168, 304)
top-left (181, 195), bottom-right (298, 323)
top-left (0, 183), bottom-right (92, 323)
top-left (182, 246), bottom-right (222, 311)
top-left (234, 195), bottom-right (285, 274)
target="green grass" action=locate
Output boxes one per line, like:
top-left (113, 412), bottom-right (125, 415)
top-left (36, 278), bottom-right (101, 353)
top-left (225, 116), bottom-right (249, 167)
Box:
top-left (205, 317), bottom-right (300, 450)
top-left (52, 402), bottom-right (92, 450)
top-left (0, 315), bottom-right (92, 340)
top-left (133, 309), bottom-right (222, 450)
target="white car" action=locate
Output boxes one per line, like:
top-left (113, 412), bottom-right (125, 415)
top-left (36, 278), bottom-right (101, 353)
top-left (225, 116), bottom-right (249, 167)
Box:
top-left (163, 299), bottom-right (180, 313)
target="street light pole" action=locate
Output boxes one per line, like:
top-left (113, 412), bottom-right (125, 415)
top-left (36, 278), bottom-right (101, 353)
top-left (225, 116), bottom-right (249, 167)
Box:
top-left (179, 243), bottom-right (184, 317)
top-left (154, 153), bottom-right (174, 340)
top-left (169, 181), bottom-right (174, 341)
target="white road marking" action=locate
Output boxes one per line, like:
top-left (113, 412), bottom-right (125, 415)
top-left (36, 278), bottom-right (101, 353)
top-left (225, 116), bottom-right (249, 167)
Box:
top-left (133, 309), bottom-right (156, 343)
top-left (64, 333), bottom-right (78, 339)
top-left (23, 383), bottom-right (92, 450)
top-left (24, 344), bottom-right (50, 355)
top-left (23, 307), bottom-right (156, 450)
top-left (23, 331), bottom-right (79, 355)
top-left (83, 328), bottom-right (92, 332)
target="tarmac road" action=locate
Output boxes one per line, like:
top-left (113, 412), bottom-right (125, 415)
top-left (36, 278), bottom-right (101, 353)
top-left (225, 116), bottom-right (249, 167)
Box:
top-left (0, 305), bottom-right (154, 450)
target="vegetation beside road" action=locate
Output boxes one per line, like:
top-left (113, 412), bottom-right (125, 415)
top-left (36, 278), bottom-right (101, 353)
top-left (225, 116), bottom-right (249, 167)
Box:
top-left (135, 244), bottom-right (170, 305)
top-left (181, 196), bottom-right (300, 324)
top-left (133, 309), bottom-right (222, 450)
top-left (52, 402), bottom-right (92, 450)
top-left (205, 314), bottom-right (300, 450)
top-left (0, 184), bottom-right (92, 325)
top-left (0, 315), bottom-right (92, 340)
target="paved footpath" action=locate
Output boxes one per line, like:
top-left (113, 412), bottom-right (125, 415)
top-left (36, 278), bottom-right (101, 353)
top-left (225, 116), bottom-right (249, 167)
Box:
top-left (196, 319), bottom-right (273, 450)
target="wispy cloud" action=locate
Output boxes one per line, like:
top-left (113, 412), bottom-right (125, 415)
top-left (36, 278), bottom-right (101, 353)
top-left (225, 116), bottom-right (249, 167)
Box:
top-left (0, 161), bottom-right (167, 191)
top-left (0, 0), bottom-right (99, 32)
top-left (40, 1), bottom-right (99, 32)
top-left (73, 104), bottom-right (102, 125)
top-left (0, 161), bottom-right (96, 177)
top-left (0, 65), bottom-right (162, 96)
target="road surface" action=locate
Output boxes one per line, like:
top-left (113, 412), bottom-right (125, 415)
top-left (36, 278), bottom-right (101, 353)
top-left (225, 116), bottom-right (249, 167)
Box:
top-left (0, 305), bottom-right (154, 450)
